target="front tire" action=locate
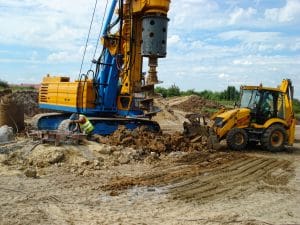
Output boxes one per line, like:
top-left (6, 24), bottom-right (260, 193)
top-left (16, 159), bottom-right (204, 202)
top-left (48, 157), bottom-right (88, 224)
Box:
top-left (261, 124), bottom-right (287, 152)
top-left (226, 128), bottom-right (248, 151)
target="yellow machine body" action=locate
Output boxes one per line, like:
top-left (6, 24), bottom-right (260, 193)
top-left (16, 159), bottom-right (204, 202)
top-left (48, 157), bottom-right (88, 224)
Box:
top-left (39, 75), bottom-right (96, 110)
top-left (213, 108), bottom-right (251, 139)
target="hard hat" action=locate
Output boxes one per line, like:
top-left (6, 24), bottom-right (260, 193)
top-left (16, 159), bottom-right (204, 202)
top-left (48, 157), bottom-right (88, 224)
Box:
top-left (70, 113), bottom-right (79, 120)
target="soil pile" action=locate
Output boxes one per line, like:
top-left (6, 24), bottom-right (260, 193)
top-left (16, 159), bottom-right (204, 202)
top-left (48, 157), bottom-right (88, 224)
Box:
top-left (0, 89), bottom-right (43, 117)
top-left (95, 126), bottom-right (208, 153)
top-left (171, 95), bottom-right (220, 113)
top-left (0, 90), bottom-right (24, 131)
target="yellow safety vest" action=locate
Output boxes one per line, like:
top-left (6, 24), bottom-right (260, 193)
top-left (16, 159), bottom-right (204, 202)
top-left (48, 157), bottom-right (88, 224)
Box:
top-left (79, 115), bottom-right (94, 134)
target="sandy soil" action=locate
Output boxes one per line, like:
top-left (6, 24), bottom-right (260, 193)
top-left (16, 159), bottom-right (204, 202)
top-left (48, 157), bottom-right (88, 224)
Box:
top-left (0, 134), bottom-right (299, 225)
top-left (0, 96), bottom-right (299, 225)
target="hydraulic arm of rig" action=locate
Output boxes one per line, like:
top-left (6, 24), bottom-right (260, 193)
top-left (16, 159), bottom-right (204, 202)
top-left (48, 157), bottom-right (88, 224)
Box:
top-left (34, 0), bottom-right (170, 135)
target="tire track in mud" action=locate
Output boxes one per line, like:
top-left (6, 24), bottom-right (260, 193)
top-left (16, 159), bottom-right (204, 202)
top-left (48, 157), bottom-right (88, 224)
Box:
top-left (101, 153), bottom-right (244, 191)
top-left (169, 158), bottom-right (272, 192)
top-left (165, 157), bottom-right (259, 190)
top-left (171, 161), bottom-right (285, 201)
top-left (168, 158), bottom-right (290, 202)
top-left (102, 154), bottom-right (292, 203)
top-left (102, 155), bottom-right (250, 191)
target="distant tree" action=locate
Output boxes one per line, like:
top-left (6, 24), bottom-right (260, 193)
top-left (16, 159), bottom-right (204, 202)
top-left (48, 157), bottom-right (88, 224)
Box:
top-left (167, 84), bottom-right (180, 97)
top-left (220, 86), bottom-right (239, 101)
top-left (294, 98), bottom-right (300, 114)
top-left (155, 86), bottom-right (168, 98)
top-left (155, 84), bottom-right (240, 101)
top-left (198, 90), bottom-right (220, 100)
top-left (181, 89), bottom-right (198, 96)
top-left (155, 84), bottom-right (181, 97)
top-left (0, 79), bottom-right (9, 88)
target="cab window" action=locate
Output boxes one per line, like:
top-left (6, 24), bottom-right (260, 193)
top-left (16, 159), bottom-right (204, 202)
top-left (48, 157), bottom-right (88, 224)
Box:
top-left (277, 93), bottom-right (284, 119)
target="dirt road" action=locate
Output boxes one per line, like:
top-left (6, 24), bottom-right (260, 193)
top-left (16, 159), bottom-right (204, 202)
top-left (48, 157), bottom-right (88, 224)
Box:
top-left (0, 127), bottom-right (299, 224)
top-left (296, 125), bottom-right (300, 140)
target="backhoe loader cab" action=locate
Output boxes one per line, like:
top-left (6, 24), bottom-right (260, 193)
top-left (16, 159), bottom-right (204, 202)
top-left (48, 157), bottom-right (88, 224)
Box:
top-left (240, 88), bottom-right (284, 124)
top-left (211, 79), bottom-right (296, 151)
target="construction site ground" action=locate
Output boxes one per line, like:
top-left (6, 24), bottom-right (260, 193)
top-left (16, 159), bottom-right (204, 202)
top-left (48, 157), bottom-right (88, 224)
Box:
top-left (0, 94), bottom-right (300, 225)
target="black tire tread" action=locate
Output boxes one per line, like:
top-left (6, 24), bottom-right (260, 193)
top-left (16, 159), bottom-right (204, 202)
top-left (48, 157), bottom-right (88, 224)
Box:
top-left (261, 124), bottom-right (287, 152)
top-left (226, 128), bottom-right (248, 151)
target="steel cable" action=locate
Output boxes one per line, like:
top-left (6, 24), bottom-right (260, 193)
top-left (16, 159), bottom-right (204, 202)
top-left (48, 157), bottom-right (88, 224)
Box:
top-left (78, 0), bottom-right (99, 79)
top-left (90, 0), bottom-right (109, 71)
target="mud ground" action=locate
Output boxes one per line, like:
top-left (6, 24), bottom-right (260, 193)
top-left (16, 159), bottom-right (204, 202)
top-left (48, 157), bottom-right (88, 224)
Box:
top-left (0, 96), bottom-right (299, 225)
top-left (0, 131), bottom-right (299, 225)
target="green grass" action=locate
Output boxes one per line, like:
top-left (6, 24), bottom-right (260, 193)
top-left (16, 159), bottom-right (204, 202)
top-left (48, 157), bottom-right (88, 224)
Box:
top-left (200, 107), bottom-right (218, 114)
top-left (199, 101), bottom-right (235, 116)
top-left (217, 100), bottom-right (235, 109)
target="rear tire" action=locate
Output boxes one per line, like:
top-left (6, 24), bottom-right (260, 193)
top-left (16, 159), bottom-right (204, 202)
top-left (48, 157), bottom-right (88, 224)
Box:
top-left (261, 124), bottom-right (287, 152)
top-left (226, 128), bottom-right (248, 151)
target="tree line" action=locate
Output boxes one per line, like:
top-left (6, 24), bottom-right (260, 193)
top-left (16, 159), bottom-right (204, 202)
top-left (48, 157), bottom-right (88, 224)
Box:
top-left (0, 79), bottom-right (9, 88)
top-left (155, 84), bottom-right (240, 101)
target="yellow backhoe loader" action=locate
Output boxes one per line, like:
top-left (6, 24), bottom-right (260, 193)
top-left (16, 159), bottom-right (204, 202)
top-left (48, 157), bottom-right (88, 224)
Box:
top-left (184, 79), bottom-right (296, 151)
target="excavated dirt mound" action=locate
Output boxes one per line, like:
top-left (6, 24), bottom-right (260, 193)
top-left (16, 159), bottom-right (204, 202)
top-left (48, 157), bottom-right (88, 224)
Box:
top-left (95, 126), bottom-right (209, 153)
top-left (0, 89), bottom-right (43, 117)
top-left (0, 140), bottom-right (149, 172)
top-left (170, 95), bottom-right (220, 113)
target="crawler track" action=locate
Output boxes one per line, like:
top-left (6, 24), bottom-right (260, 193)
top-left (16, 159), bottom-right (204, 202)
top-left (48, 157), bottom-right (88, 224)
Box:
top-left (31, 113), bottom-right (160, 134)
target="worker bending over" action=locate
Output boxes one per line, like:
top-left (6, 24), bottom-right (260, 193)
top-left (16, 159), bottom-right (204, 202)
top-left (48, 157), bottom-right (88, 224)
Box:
top-left (69, 113), bottom-right (94, 135)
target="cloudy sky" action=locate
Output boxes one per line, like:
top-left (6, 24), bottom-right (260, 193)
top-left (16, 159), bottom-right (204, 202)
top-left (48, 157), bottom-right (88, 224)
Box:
top-left (0, 0), bottom-right (299, 98)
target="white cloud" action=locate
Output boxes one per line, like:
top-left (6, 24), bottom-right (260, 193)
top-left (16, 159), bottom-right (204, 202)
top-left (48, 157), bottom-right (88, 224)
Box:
top-left (47, 44), bottom-right (95, 63)
top-left (217, 30), bottom-right (300, 53)
top-left (0, 0), bottom-right (300, 99)
top-left (291, 40), bottom-right (300, 51)
top-left (218, 30), bottom-right (279, 42)
top-left (232, 59), bottom-right (253, 65)
top-left (30, 51), bottom-right (38, 61)
top-left (265, 0), bottom-right (300, 23)
top-left (0, 0), bottom-right (106, 51)
top-left (218, 73), bottom-right (229, 79)
top-left (229, 7), bottom-right (257, 25)
top-left (167, 35), bottom-right (181, 46)
top-left (47, 51), bottom-right (72, 62)
top-left (169, 0), bottom-right (223, 29)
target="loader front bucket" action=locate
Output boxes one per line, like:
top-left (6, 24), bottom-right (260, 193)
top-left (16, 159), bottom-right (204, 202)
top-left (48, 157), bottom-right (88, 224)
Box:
top-left (207, 129), bottom-right (222, 150)
top-left (183, 113), bottom-right (209, 137)
top-left (183, 113), bottom-right (222, 150)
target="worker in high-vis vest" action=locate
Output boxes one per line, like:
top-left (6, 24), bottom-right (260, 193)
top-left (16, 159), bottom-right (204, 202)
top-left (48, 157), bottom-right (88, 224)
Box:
top-left (69, 113), bottom-right (94, 135)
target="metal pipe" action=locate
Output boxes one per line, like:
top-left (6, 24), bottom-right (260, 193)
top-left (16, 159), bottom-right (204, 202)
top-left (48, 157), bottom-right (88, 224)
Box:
top-left (101, 0), bottom-right (118, 36)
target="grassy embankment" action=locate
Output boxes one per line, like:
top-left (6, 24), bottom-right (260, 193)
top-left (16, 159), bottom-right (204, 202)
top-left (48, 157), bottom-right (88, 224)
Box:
top-left (0, 80), bottom-right (36, 92)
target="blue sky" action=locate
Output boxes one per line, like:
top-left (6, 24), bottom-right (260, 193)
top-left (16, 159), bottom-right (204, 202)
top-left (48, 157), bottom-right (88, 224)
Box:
top-left (0, 0), bottom-right (299, 98)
